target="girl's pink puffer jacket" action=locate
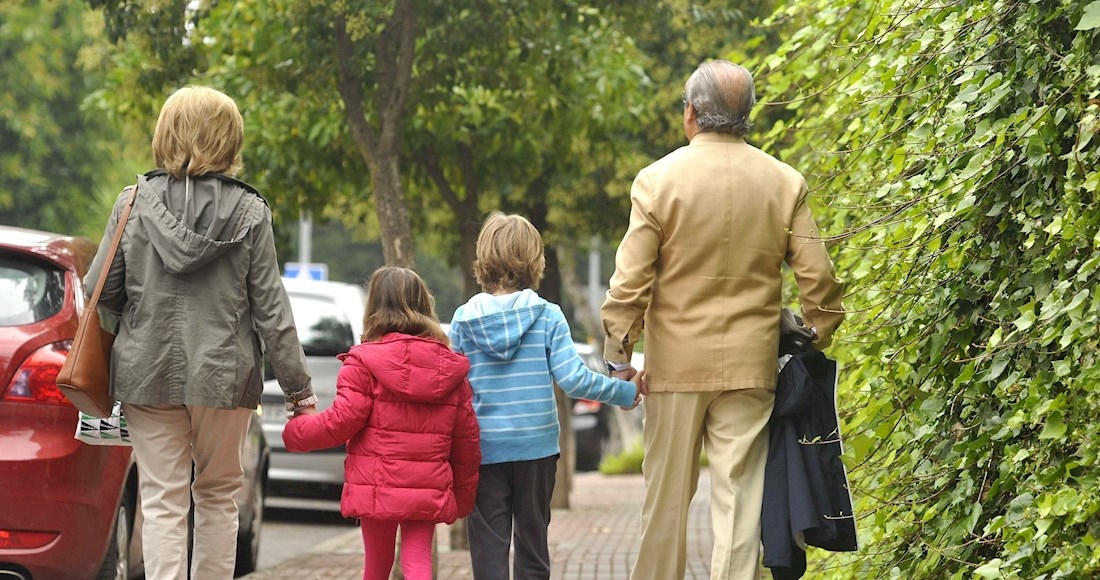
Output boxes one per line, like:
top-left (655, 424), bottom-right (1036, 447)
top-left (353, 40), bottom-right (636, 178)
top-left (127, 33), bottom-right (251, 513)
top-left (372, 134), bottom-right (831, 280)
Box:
top-left (283, 332), bottom-right (481, 523)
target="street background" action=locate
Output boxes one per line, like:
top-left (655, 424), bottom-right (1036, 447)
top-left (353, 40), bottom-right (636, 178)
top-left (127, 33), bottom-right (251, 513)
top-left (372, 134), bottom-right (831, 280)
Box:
top-left (246, 471), bottom-right (721, 580)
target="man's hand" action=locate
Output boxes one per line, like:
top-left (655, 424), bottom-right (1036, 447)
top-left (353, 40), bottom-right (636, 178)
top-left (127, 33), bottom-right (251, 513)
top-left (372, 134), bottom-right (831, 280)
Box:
top-left (634, 370), bottom-right (649, 396)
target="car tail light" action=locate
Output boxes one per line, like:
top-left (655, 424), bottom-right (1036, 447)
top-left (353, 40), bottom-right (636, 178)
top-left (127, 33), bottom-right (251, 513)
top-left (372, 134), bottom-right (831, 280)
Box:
top-left (0, 529), bottom-right (59, 549)
top-left (573, 400), bottom-right (602, 415)
top-left (1, 341), bottom-right (73, 406)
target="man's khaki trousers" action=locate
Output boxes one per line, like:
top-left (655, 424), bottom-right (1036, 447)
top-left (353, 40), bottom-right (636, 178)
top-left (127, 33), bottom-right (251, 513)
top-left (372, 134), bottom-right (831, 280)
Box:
top-left (124, 404), bottom-right (253, 580)
top-left (629, 389), bottom-right (774, 580)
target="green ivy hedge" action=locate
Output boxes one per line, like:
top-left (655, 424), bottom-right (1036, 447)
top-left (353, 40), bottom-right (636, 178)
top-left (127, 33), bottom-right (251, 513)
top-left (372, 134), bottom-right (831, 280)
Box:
top-left (749, 0), bottom-right (1100, 577)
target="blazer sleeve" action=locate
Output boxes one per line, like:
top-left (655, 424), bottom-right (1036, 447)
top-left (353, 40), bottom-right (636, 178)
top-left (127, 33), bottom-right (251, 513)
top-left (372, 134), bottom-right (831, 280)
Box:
top-left (601, 170), bottom-right (661, 363)
top-left (449, 380), bottom-right (481, 517)
top-left (785, 179), bottom-right (845, 349)
top-left (283, 356), bottom-right (373, 452)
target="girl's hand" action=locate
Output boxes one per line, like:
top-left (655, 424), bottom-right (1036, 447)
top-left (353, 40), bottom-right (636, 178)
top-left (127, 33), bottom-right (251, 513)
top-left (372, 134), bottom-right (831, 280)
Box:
top-left (289, 404), bottom-right (318, 418)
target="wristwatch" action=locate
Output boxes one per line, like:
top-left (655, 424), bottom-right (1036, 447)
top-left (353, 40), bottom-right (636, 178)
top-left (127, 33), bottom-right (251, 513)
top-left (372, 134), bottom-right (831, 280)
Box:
top-left (605, 360), bottom-right (630, 373)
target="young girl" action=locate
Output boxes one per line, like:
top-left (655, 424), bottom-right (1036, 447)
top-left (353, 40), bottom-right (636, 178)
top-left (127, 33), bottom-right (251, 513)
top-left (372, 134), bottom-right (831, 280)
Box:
top-left (283, 266), bottom-right (481, 580)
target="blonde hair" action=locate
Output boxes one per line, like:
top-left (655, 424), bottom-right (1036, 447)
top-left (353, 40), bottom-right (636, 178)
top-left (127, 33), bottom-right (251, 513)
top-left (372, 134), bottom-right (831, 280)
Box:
top-left (361, 267), bottom-right (449, 345)
top-left (473, 212), bottom-right (545, 293)
top-left (152, 86), bottom-right (244, 179)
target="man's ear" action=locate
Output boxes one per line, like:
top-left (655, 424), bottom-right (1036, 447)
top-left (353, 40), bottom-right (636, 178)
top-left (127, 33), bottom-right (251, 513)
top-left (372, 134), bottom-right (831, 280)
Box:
top-left (683, 102), bottom-right (699, 139)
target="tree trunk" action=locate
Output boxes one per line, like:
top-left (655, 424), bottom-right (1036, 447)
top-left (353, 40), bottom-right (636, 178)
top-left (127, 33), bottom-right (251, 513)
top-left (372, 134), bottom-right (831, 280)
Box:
top-left (333, 3), bottom-right (418, 268)
top-left (457, 219), bottom-right (480, 299)
top-left (554, 387), bottom-right (574, 510)
top-left (365, 154), bottom-right (416, 267)
top-left (415, 143), bottom-right (481, 297)
top-left (556, 243), bottom-right (604, 352)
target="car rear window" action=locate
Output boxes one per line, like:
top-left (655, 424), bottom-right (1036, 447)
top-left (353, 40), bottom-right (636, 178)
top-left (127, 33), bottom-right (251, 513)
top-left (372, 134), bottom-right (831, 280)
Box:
top-left (288, 293), bottom-right (356, 356)
top-left (0, 255), bottom-right (66, 326)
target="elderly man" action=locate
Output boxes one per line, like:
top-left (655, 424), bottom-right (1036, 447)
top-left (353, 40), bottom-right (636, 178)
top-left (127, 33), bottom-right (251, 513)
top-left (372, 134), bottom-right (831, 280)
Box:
top-left (601, 60), bottom-right (846, 580)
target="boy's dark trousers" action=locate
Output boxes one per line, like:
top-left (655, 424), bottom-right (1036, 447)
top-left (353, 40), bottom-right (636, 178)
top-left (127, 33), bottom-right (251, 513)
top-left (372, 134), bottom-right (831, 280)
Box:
top-left (467, 455), bottom-right (559, 580)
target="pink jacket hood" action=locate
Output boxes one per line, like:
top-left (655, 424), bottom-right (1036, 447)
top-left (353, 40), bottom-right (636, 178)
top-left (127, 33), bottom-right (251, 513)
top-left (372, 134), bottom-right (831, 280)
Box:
top-left (341, 332), bottom-right (470, 403)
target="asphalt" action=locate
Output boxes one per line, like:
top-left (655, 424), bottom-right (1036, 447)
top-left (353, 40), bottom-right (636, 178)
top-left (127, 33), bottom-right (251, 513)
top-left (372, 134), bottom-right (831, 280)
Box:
top-left (241, 470), bottom-right (719, 580)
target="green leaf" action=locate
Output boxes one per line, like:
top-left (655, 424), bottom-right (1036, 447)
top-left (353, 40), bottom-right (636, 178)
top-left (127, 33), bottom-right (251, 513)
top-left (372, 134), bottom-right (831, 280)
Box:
top-left (1013, 301), bottom-right (1036, 331)
top-left (989, 356), bottom-right (1009, 381)
top-left (974, 559), bottom-right (1003, 579)
top-left (1039, 412), bottom-right (1067, 440)
top-left (1075, 1), bottom-right (1100, 30)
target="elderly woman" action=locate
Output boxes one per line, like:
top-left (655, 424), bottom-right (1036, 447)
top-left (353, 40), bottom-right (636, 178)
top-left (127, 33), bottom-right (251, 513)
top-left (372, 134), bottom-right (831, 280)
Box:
top-left (85, 86), bottom-right (315, 580)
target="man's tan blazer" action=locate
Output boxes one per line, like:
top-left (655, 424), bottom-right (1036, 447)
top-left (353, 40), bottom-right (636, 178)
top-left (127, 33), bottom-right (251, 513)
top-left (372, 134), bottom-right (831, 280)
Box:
top-left (601, 132), bottom-right (845, 391)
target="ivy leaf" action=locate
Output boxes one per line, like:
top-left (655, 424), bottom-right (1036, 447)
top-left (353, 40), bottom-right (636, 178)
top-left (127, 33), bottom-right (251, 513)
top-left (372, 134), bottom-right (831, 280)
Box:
top-left (1075, 1), bottom-right (1100, 30)
top-left (1039, 412), bottom-right (1067, 440)
top-left (974, 559), bottom-right (1004, 579)
top-left (989, 355), bottom-right (1009, 381)
top-left (1014, 302), bottom-right (1036, 331)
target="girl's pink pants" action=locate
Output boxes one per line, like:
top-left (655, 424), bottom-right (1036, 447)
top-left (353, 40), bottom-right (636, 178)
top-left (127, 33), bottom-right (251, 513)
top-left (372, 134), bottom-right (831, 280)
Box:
top-left (360, 518), bottom-right (435, 580)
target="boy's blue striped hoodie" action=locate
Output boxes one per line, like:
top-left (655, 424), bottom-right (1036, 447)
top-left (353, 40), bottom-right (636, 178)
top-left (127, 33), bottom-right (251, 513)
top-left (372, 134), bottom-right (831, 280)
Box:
top-left (449, 289), bottom-right (636, 465)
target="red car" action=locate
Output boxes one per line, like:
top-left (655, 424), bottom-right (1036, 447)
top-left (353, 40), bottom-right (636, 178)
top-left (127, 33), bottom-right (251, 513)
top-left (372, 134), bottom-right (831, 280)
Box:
top-left (0, 225), bottom-right (269, 580)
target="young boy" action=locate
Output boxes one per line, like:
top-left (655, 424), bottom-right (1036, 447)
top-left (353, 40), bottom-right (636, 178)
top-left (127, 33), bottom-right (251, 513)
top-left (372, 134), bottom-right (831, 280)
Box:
top-left (449, 212), bottom-right (642, 579)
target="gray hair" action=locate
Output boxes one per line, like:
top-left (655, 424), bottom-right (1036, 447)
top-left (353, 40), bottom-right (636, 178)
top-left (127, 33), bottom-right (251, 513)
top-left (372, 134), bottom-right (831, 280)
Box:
top-left (684, 60), bottom-right (756, 137)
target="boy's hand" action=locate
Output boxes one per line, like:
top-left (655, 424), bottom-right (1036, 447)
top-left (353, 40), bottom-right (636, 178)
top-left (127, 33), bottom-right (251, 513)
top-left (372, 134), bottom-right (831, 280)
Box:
top-left (621, 371), bottom-right (646, 410)
top-left (610, 367), bottom-right (637, 381)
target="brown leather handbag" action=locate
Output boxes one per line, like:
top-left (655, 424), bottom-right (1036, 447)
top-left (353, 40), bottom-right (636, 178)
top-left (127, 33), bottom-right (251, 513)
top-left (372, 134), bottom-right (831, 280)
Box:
top-left (56, 184), bottom-right (138, 418)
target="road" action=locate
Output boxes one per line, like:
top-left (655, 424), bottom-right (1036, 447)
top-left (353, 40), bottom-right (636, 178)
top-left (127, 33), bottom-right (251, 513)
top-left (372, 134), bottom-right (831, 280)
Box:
top-left (257, 496), bottom-right (357, 571)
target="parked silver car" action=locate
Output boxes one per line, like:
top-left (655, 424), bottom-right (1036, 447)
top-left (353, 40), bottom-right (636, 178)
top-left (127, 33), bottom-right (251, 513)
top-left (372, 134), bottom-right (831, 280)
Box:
top-left (260, 277), bottom-right (365, 498)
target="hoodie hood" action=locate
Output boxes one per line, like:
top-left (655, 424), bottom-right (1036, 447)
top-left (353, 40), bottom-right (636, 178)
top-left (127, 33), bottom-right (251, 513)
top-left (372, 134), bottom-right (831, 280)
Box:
top-left (343, 333), bottom-right (471, 402)
top-left (451, 289), bottom-right (547, 360)
top-left (137, 170), bottom-right (265, 274)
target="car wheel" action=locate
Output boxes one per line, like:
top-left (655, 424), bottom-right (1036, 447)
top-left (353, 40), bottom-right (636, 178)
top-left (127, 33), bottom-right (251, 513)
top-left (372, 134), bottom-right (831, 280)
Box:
top-left (95, 486), bottom-right (132, 580)
top-left (234, 464), bottom-right (266, 577)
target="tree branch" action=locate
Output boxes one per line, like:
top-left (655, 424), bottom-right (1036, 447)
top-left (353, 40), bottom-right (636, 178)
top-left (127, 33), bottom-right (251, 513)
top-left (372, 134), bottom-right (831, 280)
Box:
top-left (333, 14), bottom-right (378, 161)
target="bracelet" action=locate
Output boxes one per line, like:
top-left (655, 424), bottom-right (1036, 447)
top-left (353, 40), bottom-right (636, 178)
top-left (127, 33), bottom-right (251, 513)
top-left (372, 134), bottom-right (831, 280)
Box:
top-left (285, 395), bottom-right (318, 411)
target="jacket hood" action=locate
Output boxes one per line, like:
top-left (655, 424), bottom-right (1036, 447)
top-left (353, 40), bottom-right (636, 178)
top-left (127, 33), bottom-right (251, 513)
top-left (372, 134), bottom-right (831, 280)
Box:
top-left (343, 334), bottom-right (471, 402)
top-left (136, 170), bottom-right (264, 274)
top-left (451, 289), bottom-right (547, 360)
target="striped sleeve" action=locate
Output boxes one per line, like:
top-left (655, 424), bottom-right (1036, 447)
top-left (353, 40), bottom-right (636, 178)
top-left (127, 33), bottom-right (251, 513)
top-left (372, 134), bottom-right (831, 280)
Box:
top-left (545, 306), bottom-right (635, 407)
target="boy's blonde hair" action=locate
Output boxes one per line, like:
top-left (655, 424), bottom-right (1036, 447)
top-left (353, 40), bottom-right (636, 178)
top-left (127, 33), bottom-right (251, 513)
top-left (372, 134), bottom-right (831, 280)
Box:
top-left (361, 266), bottom-right (449, 345)
top-left (152, 86), bottom-right (244, 179)
top-left (474, 212), bottom-right (545, 293)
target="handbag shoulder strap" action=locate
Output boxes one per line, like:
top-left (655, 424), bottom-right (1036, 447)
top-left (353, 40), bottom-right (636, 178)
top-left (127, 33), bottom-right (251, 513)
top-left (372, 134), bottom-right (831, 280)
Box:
top-left (87, 184), bottom-right (139, 311)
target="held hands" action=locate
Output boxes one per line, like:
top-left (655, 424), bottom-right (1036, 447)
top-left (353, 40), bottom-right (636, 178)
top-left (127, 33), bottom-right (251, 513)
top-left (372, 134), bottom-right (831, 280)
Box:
top-left (611, 367), bottom-right (648, 410)
top-left (287, 404), bottom-right (318, 419)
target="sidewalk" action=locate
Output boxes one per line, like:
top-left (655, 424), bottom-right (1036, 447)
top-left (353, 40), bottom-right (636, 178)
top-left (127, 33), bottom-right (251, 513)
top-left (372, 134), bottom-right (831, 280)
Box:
top-left (243, 470), bottom-right (715, 579)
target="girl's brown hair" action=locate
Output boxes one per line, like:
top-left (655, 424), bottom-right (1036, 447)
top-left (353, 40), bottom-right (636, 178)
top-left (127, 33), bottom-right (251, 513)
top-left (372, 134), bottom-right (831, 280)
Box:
top-left (361, 267), bottom-right (449, 345)
top-left (473, 212), bottom-right (545, 293)
top-left (152, 86), bottom-right (244, 179)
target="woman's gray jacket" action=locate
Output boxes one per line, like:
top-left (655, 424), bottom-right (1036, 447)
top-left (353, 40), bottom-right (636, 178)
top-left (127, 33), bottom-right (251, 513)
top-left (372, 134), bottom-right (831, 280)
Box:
top-left (84, 169), bottom-right (313, 409)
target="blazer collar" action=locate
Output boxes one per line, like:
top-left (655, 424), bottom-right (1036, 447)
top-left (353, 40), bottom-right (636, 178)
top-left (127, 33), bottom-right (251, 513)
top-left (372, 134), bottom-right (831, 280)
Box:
top-left (689, 131), bottom-right (747, 145)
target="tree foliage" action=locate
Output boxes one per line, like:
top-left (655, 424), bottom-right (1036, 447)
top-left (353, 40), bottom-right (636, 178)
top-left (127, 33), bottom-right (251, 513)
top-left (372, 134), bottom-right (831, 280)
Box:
top-left (0, 1), bottom-right (131, 236)
top-left (751, 0), bottom-right (1100, 576)
top-left (404, 2), bottom-right (651, 296)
